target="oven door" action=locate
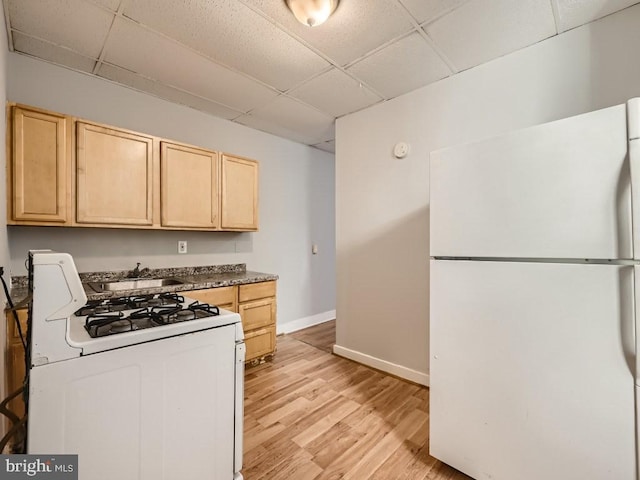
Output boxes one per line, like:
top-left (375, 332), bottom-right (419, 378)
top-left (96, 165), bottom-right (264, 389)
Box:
top-left (28, 325), bottom-right (237, 480)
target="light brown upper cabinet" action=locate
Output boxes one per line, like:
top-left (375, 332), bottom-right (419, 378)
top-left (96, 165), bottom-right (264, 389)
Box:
top-left (7, 103), bottom-right (260, 232)
top-left (221, 154), bottom-right (259, 231)
top-left (161, 142), bottom-right (219, 229)
top-left (8, 105), bottom-right (71, 224)
top-left (76, 122), bottom-right (154, 226)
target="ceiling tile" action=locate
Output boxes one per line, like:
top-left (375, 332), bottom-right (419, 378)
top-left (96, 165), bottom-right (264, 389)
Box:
top-left (552, 0), bottom-right (640, 32)
top-left (244, 0), bottom-right (414, 66)
top-left (237, 96), bottom-right (335, 144)
top-left (425, 0), bottom-right (556, 71)
top-left (13, 32), bottom-right (97, 73)
top-left (347, 32), bottom-right (451, 99)
top-left (7, 0), bottom-right (114, 58)
top-left (102, 18), bottom-right (278, 113)
top-left (97, 63), bottom-right (243, 120)
top-left (289, 68), bottom-right (382, 117)
top-left (88, 0), bottom-right (121, 11)
top-left (122, 0), bottom-right (329, 92)
top-left (398, 0), bottom-right (471, 24)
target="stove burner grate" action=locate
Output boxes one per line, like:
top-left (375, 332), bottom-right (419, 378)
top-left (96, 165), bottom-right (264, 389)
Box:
top-left (80, 297), bottom-right (221, 338)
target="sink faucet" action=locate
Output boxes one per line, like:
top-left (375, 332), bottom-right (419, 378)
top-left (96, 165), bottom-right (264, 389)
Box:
top-left (128, 262), bottom-right (142, 278)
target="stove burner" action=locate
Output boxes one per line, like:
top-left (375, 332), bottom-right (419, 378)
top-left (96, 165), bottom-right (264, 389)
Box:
top-left (127, 295), bottom-right (154, 308)
top-left (189, 301), bottom-right (220, 316)
top-left (84, 312), bottom-right (125, 337)
top-left (109, 319), bottom-right (134, 333)
top-left (160, 293), bottom-right (185, 304)
top-left (110, 303), bottom-right (129, 312)
top-left (128, 308), bottom-right (151, 320)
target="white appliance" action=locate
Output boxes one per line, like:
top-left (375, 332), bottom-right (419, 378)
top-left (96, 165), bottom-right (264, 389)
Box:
top-left (26, 251), bottom-right (245, 480)
top-left (429, 98), bottom-right (640, 480)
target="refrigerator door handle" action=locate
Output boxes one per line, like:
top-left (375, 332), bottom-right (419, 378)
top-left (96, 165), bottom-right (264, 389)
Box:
top-left (628, 99), bottom-right (640, 260)
top-left (634, 266), bottom-right (640, 387)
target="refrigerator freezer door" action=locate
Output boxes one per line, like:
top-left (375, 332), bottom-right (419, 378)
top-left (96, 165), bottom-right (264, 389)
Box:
top-left (430, 104), bottom-right (631, 259)
top-left (430, 260), bottom-right (636, 480)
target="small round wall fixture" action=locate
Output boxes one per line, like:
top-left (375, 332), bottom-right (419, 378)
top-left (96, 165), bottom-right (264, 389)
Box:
top-left (285, 0), bottom-right (340, 27)
top-left (393, 142), bottom-right (410, 159)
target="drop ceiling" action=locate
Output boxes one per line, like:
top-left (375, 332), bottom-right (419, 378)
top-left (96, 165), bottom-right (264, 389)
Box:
top-left (4, 0), bottom-right (639, 153)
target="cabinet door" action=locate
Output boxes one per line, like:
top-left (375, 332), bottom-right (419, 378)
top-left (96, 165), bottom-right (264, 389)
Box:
top-left (245, 326), bottom-right (276, 362)
top-left (221, 154), bottom-right (258, 230)
top-left (77, 122), bottom-right (154, 225)
top-left (5, 309), bottom-right (27, 433)
top-left (161, 142), bottom-right (219, 228)
top-left (11, 106), bottom-right (69, 223)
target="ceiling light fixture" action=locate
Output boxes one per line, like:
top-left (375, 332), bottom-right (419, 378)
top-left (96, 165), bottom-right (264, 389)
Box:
top-left (285, 0), bottom-right (339, 27)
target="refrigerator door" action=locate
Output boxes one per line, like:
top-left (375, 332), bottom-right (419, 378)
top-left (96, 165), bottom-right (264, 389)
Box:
top-left (430, 260), bottom-right (636, 480)
top-left (430, 103), bottom-right (632, 259)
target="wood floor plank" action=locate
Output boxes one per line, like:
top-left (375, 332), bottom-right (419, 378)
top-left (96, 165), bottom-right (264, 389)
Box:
top-left (244, 421), bottom-right (287, 453)
top-left (305, 421), bottom-right (360, 469)
top-left (241, 323), bottom-right (471, 480)
top-left (342, 408), bottom-right (428, 480)
top-left (292, 397), bottom-right (360, 447)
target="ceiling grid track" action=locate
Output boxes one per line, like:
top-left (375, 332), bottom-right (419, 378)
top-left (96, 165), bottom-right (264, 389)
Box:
top-left (2, 0), bottom-right (13, 52)
top-left (548, 0), bottom-right (562, 34)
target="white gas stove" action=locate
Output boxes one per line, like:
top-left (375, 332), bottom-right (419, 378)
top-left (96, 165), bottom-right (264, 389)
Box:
top-left (26, 251), bottom-right (245, 480)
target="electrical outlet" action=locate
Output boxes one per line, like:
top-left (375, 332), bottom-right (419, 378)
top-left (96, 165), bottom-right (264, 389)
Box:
top-left (178, 241), bottom-right (188, 254)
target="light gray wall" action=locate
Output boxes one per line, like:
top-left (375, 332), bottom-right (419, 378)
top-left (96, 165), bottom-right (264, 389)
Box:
top-left (336, 5), bottom-right (640, 382)
top-left (7, 53), bottom-right (336, 327)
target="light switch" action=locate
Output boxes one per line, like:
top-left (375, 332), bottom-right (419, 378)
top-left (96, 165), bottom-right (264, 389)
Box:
top-left (312, 244), bottom-right (318, 255)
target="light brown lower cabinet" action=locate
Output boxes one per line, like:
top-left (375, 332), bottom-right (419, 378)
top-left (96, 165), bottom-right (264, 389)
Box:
top-left (238, 281), bottom-right (277, 363)
top-left (4, 309), bottom-right (27, 436)
top-left (186, 281), bottom-right (277, 363)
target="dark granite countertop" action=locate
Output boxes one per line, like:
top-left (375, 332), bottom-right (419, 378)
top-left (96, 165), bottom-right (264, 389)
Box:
top-left (10, 263), bottom-right (278, 304)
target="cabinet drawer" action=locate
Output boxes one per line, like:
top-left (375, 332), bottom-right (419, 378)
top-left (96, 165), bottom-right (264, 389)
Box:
top-left (244, 326), bottom-right (276, 362)
top-left (6, 309), bottom-right (28, 342)
top-left (186, 286), bottom-right (237, 312)
top-left (239, 281), bottom-right (276, 302)
top-left (239, 298), bottom-right (275, 331)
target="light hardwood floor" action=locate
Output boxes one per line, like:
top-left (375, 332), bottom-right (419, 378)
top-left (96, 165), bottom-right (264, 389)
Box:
top-left (243, 321), bottom-right (471, 480)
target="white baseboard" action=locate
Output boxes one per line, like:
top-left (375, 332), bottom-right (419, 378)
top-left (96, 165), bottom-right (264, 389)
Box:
top-left (332, 344), bottom-right (430, 386)
top-left (276, 310), bottom-right (336, 335)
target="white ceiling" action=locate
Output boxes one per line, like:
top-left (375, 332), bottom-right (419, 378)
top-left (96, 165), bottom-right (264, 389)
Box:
top-left (4, 0), bottom-right (639, 153)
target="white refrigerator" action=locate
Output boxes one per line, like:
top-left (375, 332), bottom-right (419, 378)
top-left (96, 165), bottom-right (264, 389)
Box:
top-left (429, 98), bottom-right (640, 480)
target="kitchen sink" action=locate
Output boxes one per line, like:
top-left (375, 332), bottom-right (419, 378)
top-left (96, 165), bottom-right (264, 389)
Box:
top-left (89, 278), bottom-right (184, 292)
